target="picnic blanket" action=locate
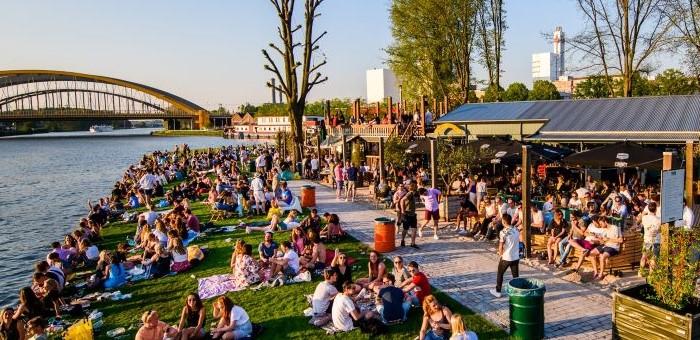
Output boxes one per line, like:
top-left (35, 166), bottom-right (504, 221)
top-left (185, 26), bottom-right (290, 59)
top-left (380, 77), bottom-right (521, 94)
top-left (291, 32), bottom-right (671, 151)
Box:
top-left (183, 230), bottom-right (199, 246)
top-left (197, 274), bottom-right (245, 300)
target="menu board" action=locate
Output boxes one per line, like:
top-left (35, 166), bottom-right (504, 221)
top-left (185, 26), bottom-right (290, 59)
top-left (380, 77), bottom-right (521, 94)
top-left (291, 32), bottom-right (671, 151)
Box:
top-left (661, 169), bottom-right (685, 224)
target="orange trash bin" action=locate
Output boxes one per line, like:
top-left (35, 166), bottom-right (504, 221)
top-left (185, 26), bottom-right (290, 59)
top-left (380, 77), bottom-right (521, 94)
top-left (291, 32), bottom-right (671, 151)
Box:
top-left (374, 217), bottom-right (396, 253)
top-left (301, 185), bottom-right (316, 208)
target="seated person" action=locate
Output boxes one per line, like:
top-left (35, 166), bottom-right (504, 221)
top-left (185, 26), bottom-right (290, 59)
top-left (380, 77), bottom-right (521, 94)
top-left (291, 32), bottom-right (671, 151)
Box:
top-left (449, 313), bottom-right (479, 340)
top-left (399, 261), bottom-right (431, 306)
top-left (530, 205), bottom-right (545, 234)
top-left (135, 310), bottom-right (178, 340)
top-left (419, 295), bottom-right (453, 340)
top-left (79, 239), bottom-right (100, 267)
top-left (374, 273), bottom-right (411, 323)
top-left (300, 231), bottom-right (326, 271)
top-left (168, 237), bottom-right (191, 273)
top-left (1, 307), bottom-right (26, 340)
top-left (177, 294), bottom-right (206, 340)
top-left (245, 201), bottom-right (288, 233)
top-left (143, 244), bottom-right (172, 278)
top-left (257, 231), bottom-right (278, 267)
top-left (41, 279), bottom-right (64, 319)
top-left (546, 210), bottom-right (568, 265)
top-left (356, 251), bottom-right (386, 290)
top-left (454, 199), bottom-right (478, 233)
top-left (269, 241), bottom-right (300, 279)
top-left (332, 282), bottom-right (379, 332)
top-left (211, 296), bottom-right (253, 339)
top-left (214, 191), bottom-right (237, 212)
top-left (300, 208), bottom-right (322, 234)
top-left (572, 215), bottom-right (610, 274)
top-left (311, 268), bottom-right (339, 325)
top-left (27, 317), bottom-right (48, 340)
top-left (330, 249), bottom-right (360, 294)
top-left (320, 213), bottom-right (345, 241)
top-left (232, 244), bottom-right (261, 288)
top-left (275, 181), bottom-right (294, 208)
top-left (103, 254), bottom-right (127, 289)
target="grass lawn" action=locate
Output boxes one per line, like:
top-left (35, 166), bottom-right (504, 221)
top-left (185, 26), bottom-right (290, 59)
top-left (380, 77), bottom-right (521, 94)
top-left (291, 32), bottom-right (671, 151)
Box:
top-left (90, 189), bottom-right (508, 339)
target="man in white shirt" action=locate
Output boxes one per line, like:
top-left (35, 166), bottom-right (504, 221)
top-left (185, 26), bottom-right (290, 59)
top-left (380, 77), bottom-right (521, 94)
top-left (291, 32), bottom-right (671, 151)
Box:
top-left (676, 200), bottom-right (695, 230)
top-left (640, 202), bottom-right (661, 274)
top-left (250, 173), bottom-right (266, 215)
top-left (490, 214), bottom-right (520, 298)
top-left (310, 156), bottom-right (320, 178)
top-left (332, 282), bottom-right (376, 331)
top-left (270, 241), bottom-right (299, 278)
top-left (140, 205), bottom-right (159, 226)
top-left (138, 169), bottom-right (158, 202)
top-left (255, 152), bottom-right (267, 174)
top-left (312, 269), bottom-right (338, 318)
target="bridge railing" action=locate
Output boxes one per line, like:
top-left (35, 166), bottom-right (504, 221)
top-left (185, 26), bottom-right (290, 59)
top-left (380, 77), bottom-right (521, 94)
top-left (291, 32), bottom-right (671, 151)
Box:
top-left (0, 109), bottom-right (193, 120)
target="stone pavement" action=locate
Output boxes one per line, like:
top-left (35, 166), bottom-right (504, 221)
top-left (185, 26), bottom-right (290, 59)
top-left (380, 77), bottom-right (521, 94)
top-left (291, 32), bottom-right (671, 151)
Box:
top-left (289, 180), bottom-right (613, 339)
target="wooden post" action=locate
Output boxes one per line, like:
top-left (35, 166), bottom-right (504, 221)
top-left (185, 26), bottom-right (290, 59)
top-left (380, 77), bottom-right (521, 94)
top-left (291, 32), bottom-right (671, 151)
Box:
top-left (375, 102), bottom-right (381, 119)
top-left (386, 96), bottom-right (393, 123)
top-left (316, 133), bottom-right (321, 163)
top-left (324, 100), bottom-right (331, 122)
top-left (686, 140), bottom-right (694, 208)
top-left (444, 96), bottom-right (449, 114)
top-left (430, 139), bottom-right (437, 189)
top-left (661, 152), bottom-right (673, 262)
top-left (379, 137), bottom-right (386, 183)
top-left (341, 134), bottom-right (347, 166)
top-left (420, 95), bottom-right (427, 135)
top-left (522, 145), bottom-right (532, 257)
top-left (432, 97), bottom-right (437, 115)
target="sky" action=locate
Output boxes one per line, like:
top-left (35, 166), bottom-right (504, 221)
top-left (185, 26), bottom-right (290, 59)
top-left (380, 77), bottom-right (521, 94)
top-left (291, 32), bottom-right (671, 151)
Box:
top-left (0, 0), bottom-right (678, 111)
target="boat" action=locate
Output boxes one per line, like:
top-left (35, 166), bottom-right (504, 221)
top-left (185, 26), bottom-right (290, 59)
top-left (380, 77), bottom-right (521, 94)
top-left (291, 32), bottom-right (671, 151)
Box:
top-left (89, 125), bottom-right (114, 133)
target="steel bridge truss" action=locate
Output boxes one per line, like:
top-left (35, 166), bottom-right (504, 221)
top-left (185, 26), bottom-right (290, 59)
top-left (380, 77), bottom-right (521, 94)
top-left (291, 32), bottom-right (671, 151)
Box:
top-left (0, 70), bottom-right (206, 121)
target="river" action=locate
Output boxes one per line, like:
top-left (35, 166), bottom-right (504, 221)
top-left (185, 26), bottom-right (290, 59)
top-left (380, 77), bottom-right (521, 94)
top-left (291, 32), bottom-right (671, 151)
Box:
top-left (0, 128), bottom-right (262, 306)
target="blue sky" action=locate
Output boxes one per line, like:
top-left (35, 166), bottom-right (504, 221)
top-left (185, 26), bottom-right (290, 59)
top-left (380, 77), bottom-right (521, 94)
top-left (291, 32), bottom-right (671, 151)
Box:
top-left (0, 0), bottom-right (676, 110)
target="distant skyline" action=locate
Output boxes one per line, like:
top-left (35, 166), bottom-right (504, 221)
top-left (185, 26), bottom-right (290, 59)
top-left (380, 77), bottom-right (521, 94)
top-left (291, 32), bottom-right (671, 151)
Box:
top-left (0, 0), bottom-right (680, 110)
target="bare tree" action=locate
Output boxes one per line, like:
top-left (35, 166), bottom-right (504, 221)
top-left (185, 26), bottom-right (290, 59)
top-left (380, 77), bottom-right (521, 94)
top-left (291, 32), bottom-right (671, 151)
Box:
top-left (444, 0), bottom-right (479, 103)
top-left (662, 0), bottom-right (700, 89)
top-left (263, 0), bottom-right (327, 162)
top-left (477, 0), bottom-right (506, 93)
top-left (570, 0), bottom-right (672, 97)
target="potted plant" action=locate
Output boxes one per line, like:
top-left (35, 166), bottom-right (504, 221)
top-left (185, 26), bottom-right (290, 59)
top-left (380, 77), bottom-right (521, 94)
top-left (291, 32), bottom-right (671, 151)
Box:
top-left (612, 227), bottom-right (700, 339)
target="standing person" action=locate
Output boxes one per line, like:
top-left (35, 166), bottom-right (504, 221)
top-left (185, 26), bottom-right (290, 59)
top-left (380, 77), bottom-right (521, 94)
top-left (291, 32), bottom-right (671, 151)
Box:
top-left (475, 177), bottom-right (487, 211)
top-left (418, 187), bottom-right (442, 240)
top-left (255, 151), bottom-right (266, 174)
top-left (345, 162), bottom-right (358, 202)
top-left (310, 155), bottom-right (320, 179)
top-left (399, 181), bottom-right (419, 248)
top-left (250, 173), bottom-right (266, 215)
top-left (139, 168), bottom-right (158, 204)
top-left (639, 202), bottom-right (661, 276)
top-left (490, 214), bottom-right (519, 298)
top-left (334, 162), bottom-right (344, 200)
top-left (393, 183), bottom-right (408, 233)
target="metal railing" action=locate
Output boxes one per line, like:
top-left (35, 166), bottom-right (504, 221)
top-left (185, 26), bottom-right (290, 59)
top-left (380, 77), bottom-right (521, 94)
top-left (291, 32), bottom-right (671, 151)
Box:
top-left (328, 124), bottom-right (397, 138)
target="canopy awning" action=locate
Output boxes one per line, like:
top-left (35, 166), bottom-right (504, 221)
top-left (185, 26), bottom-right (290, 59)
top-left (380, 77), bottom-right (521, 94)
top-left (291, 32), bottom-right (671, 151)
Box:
top-left (562, 141), bottom-right (681, 170)
top-left (465, 139), bottom-right (571, 163)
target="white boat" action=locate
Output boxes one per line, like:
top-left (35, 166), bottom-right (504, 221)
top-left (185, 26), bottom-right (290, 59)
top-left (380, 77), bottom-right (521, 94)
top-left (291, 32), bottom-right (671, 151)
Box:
top-left (89, 125), bottom-right (114, 133)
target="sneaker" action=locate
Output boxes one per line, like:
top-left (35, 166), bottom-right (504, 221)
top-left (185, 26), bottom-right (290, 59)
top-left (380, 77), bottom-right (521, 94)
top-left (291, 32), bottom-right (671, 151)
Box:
top-left (433, 234), bottom-right (439, 240)
top-left (489, 289), bottom-right (502, 298)
top-left (418, 229), bottom-right (423, 238)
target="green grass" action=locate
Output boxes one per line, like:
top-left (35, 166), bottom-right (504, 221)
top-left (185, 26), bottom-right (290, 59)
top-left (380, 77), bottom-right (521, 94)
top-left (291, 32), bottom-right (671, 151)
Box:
top-left (151, 130), bottom-right (224, 137)
top-left (89, 194), bottom-right (507, 339)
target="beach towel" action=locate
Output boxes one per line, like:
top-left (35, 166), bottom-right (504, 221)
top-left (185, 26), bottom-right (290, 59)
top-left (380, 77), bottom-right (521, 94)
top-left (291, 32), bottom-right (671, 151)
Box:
top-left (324, 249), bottom-right (356, 267)
top-left (197, 274), bottom-right (245, 300)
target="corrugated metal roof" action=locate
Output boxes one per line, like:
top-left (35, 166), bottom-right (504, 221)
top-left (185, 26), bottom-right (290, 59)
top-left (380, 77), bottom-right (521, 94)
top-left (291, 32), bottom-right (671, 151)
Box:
top-left (437, 95), bottom-right (700, 133)
top-left (525, 132), bottom-right (700, 143)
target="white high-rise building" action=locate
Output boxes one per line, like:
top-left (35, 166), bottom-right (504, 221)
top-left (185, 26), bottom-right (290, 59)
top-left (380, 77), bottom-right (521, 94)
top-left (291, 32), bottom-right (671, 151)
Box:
top-left (531, 27), bottom-right (566, 82)
top-left (366, 68), bottom-right (399, 103)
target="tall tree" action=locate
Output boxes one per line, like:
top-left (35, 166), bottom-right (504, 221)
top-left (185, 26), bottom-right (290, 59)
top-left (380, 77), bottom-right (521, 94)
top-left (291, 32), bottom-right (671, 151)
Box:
top-left (503, 82), bottom-right (529, 101)
top-left (263, 0), bottom-right (328, 162)
top-left (477, 0), bottom-right (506, 96)
top-left (662, 0), bottom-right (700, 89)
top-left (444, 0), bottom-right (480, 103)
top-left (529, 80), bottom-right (561, 100)
top-left (654, 68), bottom-right (696, 95)
top-left (569, 0), bottom-right (672, 97)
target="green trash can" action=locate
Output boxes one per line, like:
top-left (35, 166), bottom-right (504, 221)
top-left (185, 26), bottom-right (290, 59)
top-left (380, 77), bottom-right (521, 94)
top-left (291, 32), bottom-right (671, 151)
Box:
top-left (505, 278), bottom-right (546, 340)
top-left (248, 160), bottom-right (256, 174)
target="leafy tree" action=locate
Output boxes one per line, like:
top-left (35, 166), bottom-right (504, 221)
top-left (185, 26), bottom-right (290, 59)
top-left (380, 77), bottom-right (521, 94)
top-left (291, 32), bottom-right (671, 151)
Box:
top-left (383, 138), bottom-right (408, 170)
top-left (477, 0), bottom-right (507, 92)
top-left (654, 68), bottom-right (696, 95)
top-left (263, 0), bottom-right (328, 163)
top-left (503, 82), bottom-right (529, 101)
top-left (482, 84), bottom-right (505, 102)
top-left (528, 80), bottom-right (560, 100)
top-left (573, 75), bottom-right (610, 99)
top-left (436, 140), bottom-right (492, 194)
top-left (237, 103), bottom-right (258, 114)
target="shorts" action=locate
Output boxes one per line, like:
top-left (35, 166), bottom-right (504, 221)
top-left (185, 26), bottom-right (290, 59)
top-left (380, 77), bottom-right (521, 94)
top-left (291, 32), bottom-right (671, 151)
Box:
top-left (346, 180), bottom-right (356, 190)
top-left (313, 262), bottom-right (326, 270)
top-left (402, 214), bottom-right (417, 230)
top-left (283, 266), bottom-right (298, 277)
top-left (253, 191), bottom-right (265, 203)
top-left (643, 243), bottom-right (660, 257)
top-left (424, 210), bottom-right (439, 221)
top-left (336, 181), bottom-right (344, 191)
top-left (579, 240), bottom-right (596, 250)
top-left (596, 246), bottom-right (619, 257)
top-left (143, 188), bottom-right (154, 196)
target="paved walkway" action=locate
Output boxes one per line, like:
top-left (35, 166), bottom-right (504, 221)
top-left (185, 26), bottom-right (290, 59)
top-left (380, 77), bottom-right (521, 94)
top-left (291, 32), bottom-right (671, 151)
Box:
top-left (289, 180), bottom-right (613, 340)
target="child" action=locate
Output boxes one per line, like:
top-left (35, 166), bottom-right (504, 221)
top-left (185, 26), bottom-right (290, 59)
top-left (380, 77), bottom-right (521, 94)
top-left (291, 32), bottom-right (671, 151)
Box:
top-left (450, 314), bottom-right (478, 340)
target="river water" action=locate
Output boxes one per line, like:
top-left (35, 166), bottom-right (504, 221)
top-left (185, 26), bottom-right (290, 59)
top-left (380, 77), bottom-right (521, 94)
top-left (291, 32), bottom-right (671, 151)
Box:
top-left (0, 128), bottom-right (260, 306)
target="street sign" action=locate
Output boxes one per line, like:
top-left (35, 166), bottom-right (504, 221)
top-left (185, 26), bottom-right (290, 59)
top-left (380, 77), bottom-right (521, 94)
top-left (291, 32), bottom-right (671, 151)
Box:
top-left (661, 168), bottom-right (685, 224)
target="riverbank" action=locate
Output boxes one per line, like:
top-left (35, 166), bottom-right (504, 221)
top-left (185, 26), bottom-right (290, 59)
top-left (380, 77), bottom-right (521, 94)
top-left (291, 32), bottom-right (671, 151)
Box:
top-left (151, 129), bottom-right (223, 137)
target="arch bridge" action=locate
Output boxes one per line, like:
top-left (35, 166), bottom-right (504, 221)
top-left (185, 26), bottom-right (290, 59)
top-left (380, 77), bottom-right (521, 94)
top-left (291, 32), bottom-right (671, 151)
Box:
top-left (0, 70), bottom-right (219, 128)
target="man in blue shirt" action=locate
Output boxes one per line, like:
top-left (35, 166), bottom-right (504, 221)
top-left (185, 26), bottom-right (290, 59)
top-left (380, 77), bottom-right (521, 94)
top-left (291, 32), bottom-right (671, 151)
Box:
top-left (277, 181), bottom-right (294, 208)
top-left (345, 162), bottom-right (358, 202)
top-left (374, 273), bottom-right (410, 323)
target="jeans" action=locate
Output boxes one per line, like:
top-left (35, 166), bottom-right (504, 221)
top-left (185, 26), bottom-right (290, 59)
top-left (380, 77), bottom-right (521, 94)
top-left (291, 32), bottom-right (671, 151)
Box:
top-left (424, 329), bottom-right (448, 340)
top-left (558, 237), bottom-right (571, 264)
top-left (496, 259), bottom-right (519, 292)
top-left (376, 301), bottom-right (411, 322)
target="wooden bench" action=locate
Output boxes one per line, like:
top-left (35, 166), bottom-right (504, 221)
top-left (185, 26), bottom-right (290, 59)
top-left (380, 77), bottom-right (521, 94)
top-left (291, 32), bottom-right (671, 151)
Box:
top-left (529, 230), bottom-right (643, 274)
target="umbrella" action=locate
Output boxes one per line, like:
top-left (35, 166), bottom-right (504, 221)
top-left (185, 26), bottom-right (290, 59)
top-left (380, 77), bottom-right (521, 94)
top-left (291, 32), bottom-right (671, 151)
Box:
top-left (405, 139), bottom-right (432, 154)
top-left (465, 139), bottom-right (571, 162)
top-left (562, 142), bottom-right (680, 170)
